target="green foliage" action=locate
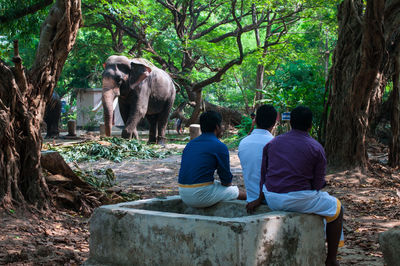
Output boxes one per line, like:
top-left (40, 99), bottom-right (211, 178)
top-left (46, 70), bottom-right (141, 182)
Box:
top-left (237, 116), bottom-right (254, 138)
top-left (202, 1), bottom-right (338, 115)
top-left (73, 164), bottom-right (140, 201)
top-left (79, 106), bottom-right (101, 131)
top-left (0, 0), bottom-right (340, 140)
top-left (221, 133), bottom-right (241, 150)
top-left (60, 96), bottom-right (77, 127)
top-left (47, 137), bottom-right (173, 163)
top-left (74, 164), bottom-right (116, 188)
top-left (261, 60), bottom-right (325, 136)
top-left (203, 60), bottom-right (258, 110)
top-left (0, 0), bottom-right (49, 67)
top-left (222, 115), bottom-right (253, 148)
top-left (55, 30), bottom-right (114, 96)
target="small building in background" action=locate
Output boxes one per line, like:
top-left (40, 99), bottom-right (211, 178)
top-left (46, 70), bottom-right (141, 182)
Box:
top-left (76, 88), bottom-right (124, 129)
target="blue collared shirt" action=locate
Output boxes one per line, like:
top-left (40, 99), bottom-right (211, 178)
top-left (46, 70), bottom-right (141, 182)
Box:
top-left (238, 129), bottom-right (274, 202)
top-left (178, 133), bottom-right (233, 185)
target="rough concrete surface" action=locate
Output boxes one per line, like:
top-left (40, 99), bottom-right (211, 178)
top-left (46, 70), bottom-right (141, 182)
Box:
top-left (85, 196), bottom-right (325, 266)
top-left (379, 226), bottom-right (400, 266)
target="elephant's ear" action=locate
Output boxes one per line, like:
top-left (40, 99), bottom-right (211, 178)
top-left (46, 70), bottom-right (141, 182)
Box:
top-left (129, 61), bottom-right (152, 89)
top-left (130, 61), bottom-right (152, 75)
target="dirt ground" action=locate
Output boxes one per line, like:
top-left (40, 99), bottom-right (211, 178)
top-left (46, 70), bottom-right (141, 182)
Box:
top-left (1, 136), bottom-right (399, 265)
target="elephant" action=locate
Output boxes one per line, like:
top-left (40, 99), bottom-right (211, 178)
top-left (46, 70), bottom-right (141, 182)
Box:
top-left (44, 91), bottom-right (62, 138)
top-left (100, 55), bottom-right (176, 144)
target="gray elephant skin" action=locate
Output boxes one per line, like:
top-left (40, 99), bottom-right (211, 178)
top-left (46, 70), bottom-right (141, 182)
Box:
top-left (44, 91), bottom-right (62, 138)
top-left (101, 56), bottom-right (175, 144)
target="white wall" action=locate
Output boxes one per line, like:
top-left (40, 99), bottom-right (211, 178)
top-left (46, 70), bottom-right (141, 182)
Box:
top-left (76, 88), bottom-right (124, 127)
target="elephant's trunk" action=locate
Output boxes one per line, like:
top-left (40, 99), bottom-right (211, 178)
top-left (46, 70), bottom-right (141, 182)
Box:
top-left (102, 77), bottom-right (119, 136)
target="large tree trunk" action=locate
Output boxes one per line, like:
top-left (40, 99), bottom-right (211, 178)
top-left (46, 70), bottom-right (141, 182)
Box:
top-left (325, 0), bottom-right (400, 169)
top-left (0, 0), bottom-right (81, 209)
top-left (389, 47), bottom-right (400, 166)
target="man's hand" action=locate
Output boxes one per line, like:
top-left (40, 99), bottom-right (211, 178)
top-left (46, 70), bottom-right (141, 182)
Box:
top-left (246, 198), bottom-right (262, 213)
top-left (221, 182), bottom-right (232, 187)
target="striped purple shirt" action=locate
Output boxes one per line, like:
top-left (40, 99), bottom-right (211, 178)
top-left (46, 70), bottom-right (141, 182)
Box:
top-left (260, 129), bottom-right (326, 193)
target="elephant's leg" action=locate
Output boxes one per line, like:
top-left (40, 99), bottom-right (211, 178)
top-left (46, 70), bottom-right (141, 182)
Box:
top-left (44, 117), bottom-right (55, 138)
top-left (120, 88), bottom-right (150, 140)
top-left (146, 114), bottom-right (158, 144)
top-left (44, 103), bottom-right (61, 138)
top-left (52, 101), bottom-right (61, 137)
top-left (117, 98), bottom-right (136, 139)
top-left (121, 129), bottom-right (133, 139)
top-left (48, 116), bottom-right (60, 138)
top-left (122, 115), bottom-right (141, 139)
top-left (45, 119), bottom-right (58, 138)
top-left (122, 106), bottom-right (146, 139)
top-left (118, 99), bottom-right (129, 127)
top-left (156, 100), bottom-right (174, 145)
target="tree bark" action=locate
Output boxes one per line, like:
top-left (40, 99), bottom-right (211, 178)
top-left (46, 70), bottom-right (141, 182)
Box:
top-left (389, 47), bottom-right (400, 166)
top-left (0, 0), bottom-right (81, 209)
top-left (325, 0), bottom-right (385, 169)
top-left (325, 0), bottom-right (400, 169)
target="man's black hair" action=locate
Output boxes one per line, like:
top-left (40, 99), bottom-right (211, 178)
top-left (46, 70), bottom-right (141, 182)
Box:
top-left (290, 106), bottom-right (313, 131)
top-left (200, 111), bottom-right (222, 133)
top-left (255, 105), bottom-right (277, 130)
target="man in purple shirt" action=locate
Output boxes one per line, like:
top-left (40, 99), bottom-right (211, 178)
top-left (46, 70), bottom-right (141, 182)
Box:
top-left (247, 106), bottom-right (344, 266)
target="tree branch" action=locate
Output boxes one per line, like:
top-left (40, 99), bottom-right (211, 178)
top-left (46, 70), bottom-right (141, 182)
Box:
top-left (209, 7), bottom-right (301, 44)
top-left (191, 11), bottom-right (252, 40)
top-left (83, 3), bottom-right (140, 39)
top-left (189, 1), bottom-right (224, 36)
top-left (190, 39), bottom-right (282, 93)
top-left (252, 4), bottom-right (261, 46)
top-left (156, 0), bottom-right (177, 12)
top-left (232, 0), bottom-right (244, 60)
top-left (30, 0), bottom-right (82, 100)
top-left (0, 0), bottom-right (54, 24)
top-left (208, 21), bottom-right (261, 43)
top-left (11, 40), bottom-right (28, 94)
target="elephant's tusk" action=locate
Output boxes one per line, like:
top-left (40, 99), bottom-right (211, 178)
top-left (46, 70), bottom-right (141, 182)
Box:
top-left (92, 98), bottom-right (103, 112)
top-left (113, 97), bottom-right (119, 111)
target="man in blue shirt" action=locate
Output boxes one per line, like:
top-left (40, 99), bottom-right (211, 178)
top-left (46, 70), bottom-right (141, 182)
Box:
top-left (179, 111), bottom-right (246, 208)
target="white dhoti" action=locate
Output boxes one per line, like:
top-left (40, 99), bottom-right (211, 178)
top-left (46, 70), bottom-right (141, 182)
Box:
top-left (263, 186), bottom-right (344, 247)
top-left (179, 180), bottom-right (239, 208)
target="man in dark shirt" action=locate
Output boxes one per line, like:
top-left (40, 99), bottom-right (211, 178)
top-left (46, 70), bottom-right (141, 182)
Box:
top-left (247, 106), bottom-right (343, 266)
top-left (179, 111), bottom-right (246, 208)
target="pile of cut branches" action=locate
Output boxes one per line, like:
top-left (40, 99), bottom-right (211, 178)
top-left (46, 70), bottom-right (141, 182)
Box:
top-left (46, 137), bottom-right (172, 162)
